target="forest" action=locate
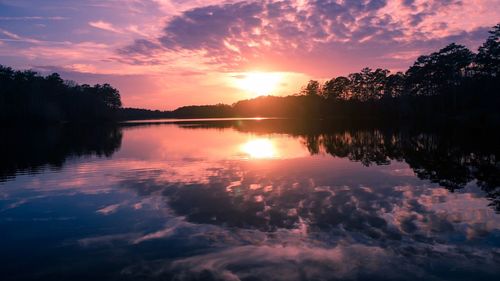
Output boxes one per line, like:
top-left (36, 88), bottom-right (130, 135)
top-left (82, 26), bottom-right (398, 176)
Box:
top-left (1, 24), bottom-right (498, 124)
top-left (0, 67), bottom-right (121, 123)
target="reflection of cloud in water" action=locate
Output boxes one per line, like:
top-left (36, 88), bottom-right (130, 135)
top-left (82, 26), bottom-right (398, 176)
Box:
top-left (78, 233), bottom-right (142, 247)
top-left (381, 166), bottom-right (416, 177)
top-left (112, 155), bottom-right (500, 279)
top-left (123, 240), bottom-right (500, 281)
top-left (167, 244), bottom-right (396, 281)
top-left (96, 203), bottom-right (121, 215)
top-left (132, 218), bottom-right (187, 244)
top-left (115, 156), bottom-right (500, 242)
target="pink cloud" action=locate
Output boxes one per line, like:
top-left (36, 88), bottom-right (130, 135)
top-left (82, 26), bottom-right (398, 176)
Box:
top-left (119, 0), bottom-right (498, 77)
top-left (89, 20), bottom-right (123, 34)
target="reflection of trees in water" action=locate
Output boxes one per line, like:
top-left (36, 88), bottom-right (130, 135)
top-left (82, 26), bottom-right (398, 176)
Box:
top-left (301, 129), bottom-right (500, 212)
top-left (179, 119), bottom-right (500, 210)
top-left (319, 130), bottom-right (393, 165)
top-left (0, 125), bottom-right (122, 182)
top-left (158, 119), bottom-right (500, 217)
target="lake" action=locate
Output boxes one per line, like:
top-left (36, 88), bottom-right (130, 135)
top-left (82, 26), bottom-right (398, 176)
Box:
top-left (1, 119), bottom-right (499, 281)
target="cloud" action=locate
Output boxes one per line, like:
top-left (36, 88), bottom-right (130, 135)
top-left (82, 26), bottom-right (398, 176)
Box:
top-left (89, 20), bottom-right (123, 33)
top-left (0, 28), bottom-right (23, 40)
top-left (117, 38), bottom-right (163, 56)
top-left (0, 27), bottom-right (46, 44)
top-left (118, 0), bottom-right (499, 75)
top-left (0, 16), bottom-right (67, 20)
top-left (160, 1), bottom-right (263, 50)
top-left (0, 27), bottom-right (70, 45)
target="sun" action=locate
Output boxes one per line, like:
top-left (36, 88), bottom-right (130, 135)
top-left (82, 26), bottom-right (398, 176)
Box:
top-left (234, 71), bottom-right (284, 96)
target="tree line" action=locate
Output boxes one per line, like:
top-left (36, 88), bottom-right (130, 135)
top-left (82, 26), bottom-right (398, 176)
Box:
top-left (301, 24), bottom-right (499, 100)
top-left (0, 67), bottom-right (122, 123)
top-left (1, 24), bottom-right (498, 124)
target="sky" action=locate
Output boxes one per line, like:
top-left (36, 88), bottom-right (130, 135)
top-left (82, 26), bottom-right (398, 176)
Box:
top-left (0, 0), bottom-right (499, 110)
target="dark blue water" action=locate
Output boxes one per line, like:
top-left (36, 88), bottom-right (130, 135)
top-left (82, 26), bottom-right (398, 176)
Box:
top-left (1, 120), bottom-right (499, 280)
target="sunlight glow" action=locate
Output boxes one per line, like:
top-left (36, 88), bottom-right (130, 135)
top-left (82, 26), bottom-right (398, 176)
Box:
top-left (234, 72), bottom-right (284, 96)
top-left (241, 138), bottom-right (277, 159)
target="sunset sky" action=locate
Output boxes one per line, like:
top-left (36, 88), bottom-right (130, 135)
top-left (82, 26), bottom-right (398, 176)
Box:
top-left (0, 0), bottom-right (499, 109)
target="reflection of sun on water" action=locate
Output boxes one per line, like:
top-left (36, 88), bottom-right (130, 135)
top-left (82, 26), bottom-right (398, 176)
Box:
top-left (241, 138), bottom-right (277, 159)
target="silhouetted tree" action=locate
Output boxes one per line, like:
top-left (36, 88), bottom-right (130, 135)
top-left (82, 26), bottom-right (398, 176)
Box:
top-left (322, 76), bottom-right (351, 100)
top-left (406, 43), bottom-right (474, 96)
top-left (384, 72), bottom-right (405, 98)
top-left (96, 83), bottom-right (122, 109)
top-left (302, 80), bottom-right (321, 96)
top-left (348, 70), bottom-right (366, 101)
top-left (475, 24), bottom-right (500, 77)
top-left (347, 68), bottom-right (389, 101)
top-left (370, 68), bottom-right (390, 99)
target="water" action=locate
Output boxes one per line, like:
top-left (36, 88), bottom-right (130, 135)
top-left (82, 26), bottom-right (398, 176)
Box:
top-left (1, 119), bottom-right (499, 281)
